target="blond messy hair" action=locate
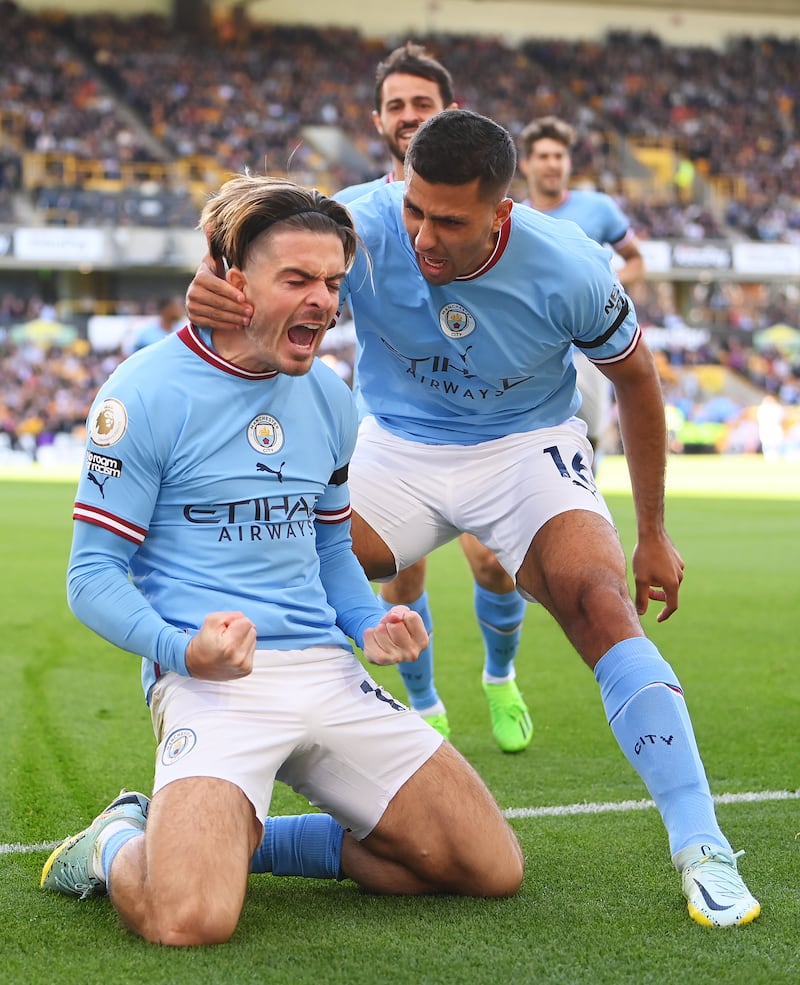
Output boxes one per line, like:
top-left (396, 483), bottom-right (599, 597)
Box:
top-left (199, 173), bottom-right (358, 272)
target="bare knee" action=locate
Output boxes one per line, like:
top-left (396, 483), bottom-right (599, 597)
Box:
top-left (560, 578), bottom-right (640, 661)
top-left (137, 897), bottom-right (241, 947)
top-left (472, 835), bottom-right (524, 897)
top-left (470, 553), bottom-right (514, 593)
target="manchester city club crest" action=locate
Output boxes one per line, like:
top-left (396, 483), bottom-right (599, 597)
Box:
top-left (439, 302), bottom-right (476, 339)
top-left (247, 413), bottom-right (285, 454)
top-left (161, 727), bottom-right (197, 765)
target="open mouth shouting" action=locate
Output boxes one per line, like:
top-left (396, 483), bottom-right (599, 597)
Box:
top-left (287, 323), bottom-right (324, 350)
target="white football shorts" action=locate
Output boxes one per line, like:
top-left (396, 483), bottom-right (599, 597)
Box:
top-left (149, 646), bottom-right (442, 839)
top-left (349, 415), bottom-right (614, 581)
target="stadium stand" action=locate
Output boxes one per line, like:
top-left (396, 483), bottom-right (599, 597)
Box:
top-left (1, 2), bottom-right (799, 463)
top-left (1, 3), bottom-right (798, 243)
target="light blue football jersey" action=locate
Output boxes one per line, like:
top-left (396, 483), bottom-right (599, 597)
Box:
top-left (335, 173), bottom-right (394, 205)
top-left (69, 326), bottom-right (382, 701)
top-left (522, 188), bottom-right (631, 249)
top-left (341, 184), bottom-right (639, 445)
top-left (333, 177), bottom-right (397, 418)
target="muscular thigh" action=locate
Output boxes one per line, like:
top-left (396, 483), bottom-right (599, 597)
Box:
top-left (519, 508), bottom-right (640, 664)
top-left (367, 743), bottom-right (500, 852)
top-left (144, 777), bottom-right (261, 905)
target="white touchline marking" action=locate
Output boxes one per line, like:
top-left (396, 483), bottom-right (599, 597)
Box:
top-left (1, 840), bottom-right (62, 856)
top-left (502, 789), bottom-right (800, 819)
top-left (4, 789), bottom-right (798, 855)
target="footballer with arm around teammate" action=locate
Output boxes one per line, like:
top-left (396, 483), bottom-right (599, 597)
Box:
top-left (337, 41), bottom-right (533, 753)
top-left (185, 111), bottom-right (761, 930)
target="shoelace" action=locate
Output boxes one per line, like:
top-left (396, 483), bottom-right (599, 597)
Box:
top-left (55, 859), bottom-right (97, 895)
top-left (692, 850), bottom-right (748, 894)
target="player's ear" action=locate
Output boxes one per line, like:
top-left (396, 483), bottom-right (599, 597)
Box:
top-left (493, 198), bottom-right (513, 230)
top-left (371, 109), bottom-right (384, 136)
top-left (227, 267), bottom-right (246, 292)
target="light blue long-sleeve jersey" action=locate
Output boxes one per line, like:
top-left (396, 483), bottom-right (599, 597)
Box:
top-left (68, 325), bottom-right (386, 702)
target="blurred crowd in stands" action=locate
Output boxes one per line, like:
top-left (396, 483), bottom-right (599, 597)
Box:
top-left (1, 1), bottom-right (799, 242)
top-left (1, 321), bottom-right (121, 466)
top-left (2, 290), bottom-right (798, 467)
top-left (2, 2), bottom-right (800, 465)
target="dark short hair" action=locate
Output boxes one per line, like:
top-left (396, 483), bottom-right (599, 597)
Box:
top-left (199, 174), bottom-right (358, 272)
top-left (519, 116), bottom-right (576, 158)
top-left (405, 109), bottom-right (516, 200)
top-left (374, 41), bottom-right (455, 112)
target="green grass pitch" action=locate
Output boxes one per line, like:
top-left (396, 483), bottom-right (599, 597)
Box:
top-left (1, 455), bottom-right (798, 985)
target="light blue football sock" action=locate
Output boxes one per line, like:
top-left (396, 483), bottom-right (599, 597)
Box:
top-left (475, 584), bottom-right (526, 681)
top-left (250, 814), bottom-right (345, 880)
top-left (595, 638), bottom-right (730, 857)
top-left (378, 589), bottom-right (439, 712)
top-left (101, 827), bottom-right (143, 893)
